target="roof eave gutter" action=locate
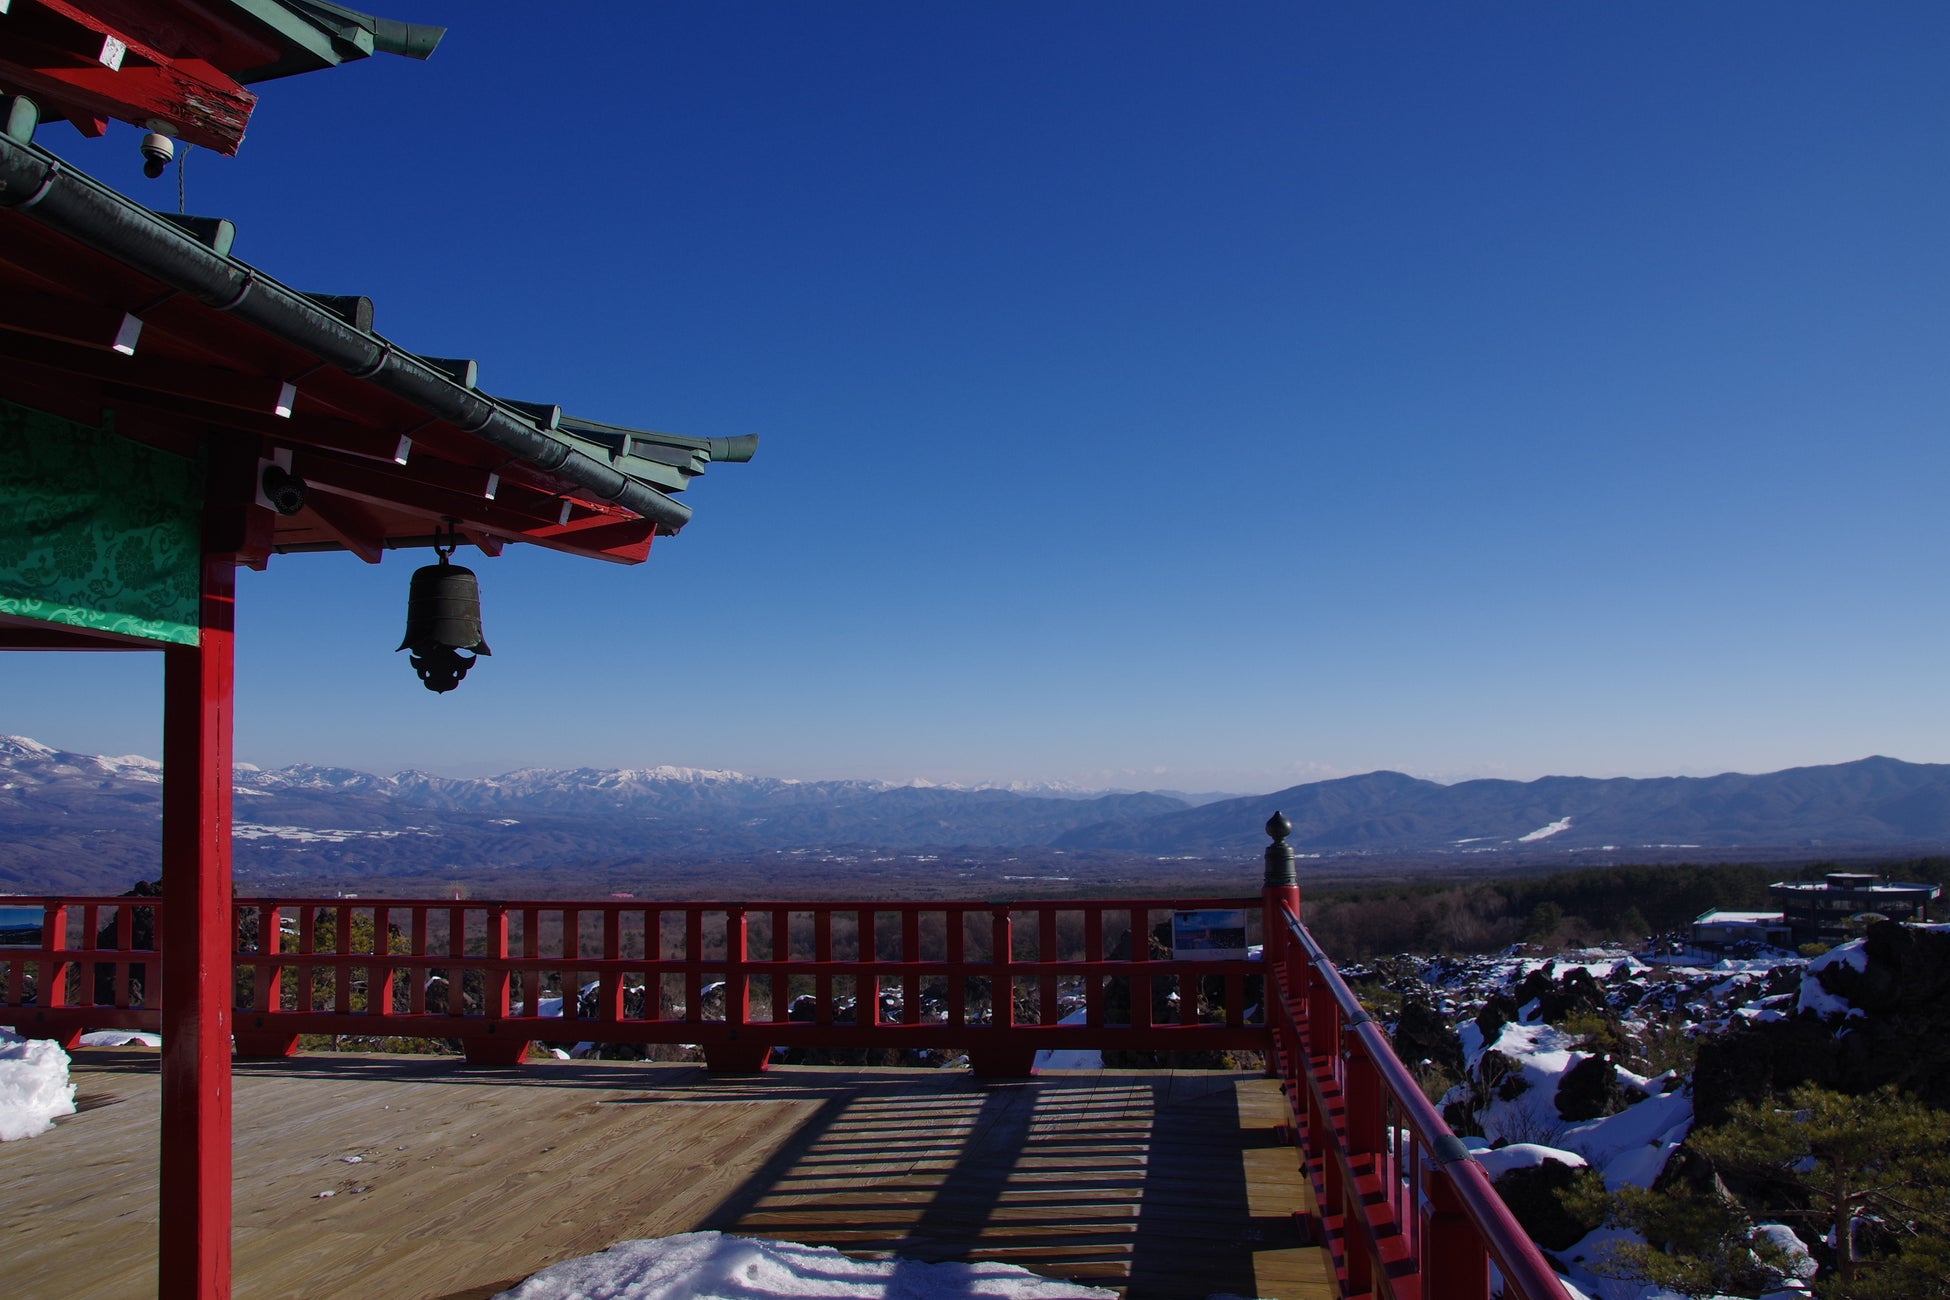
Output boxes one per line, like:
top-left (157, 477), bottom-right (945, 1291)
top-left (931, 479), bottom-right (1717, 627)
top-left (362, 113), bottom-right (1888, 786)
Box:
top-left (0, 136), bottom-right (690, 534)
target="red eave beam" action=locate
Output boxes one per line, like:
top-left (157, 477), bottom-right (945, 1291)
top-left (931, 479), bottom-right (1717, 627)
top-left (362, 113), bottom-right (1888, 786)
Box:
top-left (526, 512), bottom-right (659, 564)
top-left (0, 29), bottom-right (254, 154)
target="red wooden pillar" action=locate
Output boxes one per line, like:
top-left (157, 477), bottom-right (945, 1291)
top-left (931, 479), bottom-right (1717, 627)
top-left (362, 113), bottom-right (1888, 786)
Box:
top-left (159, 549), bottom-right (237, 1299)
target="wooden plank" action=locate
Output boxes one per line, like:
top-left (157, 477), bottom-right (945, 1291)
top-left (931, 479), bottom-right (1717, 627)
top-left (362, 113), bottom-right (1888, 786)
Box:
top-left (0, 1052), bottom-right (1333, 1299)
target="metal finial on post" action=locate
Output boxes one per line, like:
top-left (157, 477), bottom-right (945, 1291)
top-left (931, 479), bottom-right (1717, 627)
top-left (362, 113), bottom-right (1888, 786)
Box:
top-left (1264, 810), bottom-right (1296, 888)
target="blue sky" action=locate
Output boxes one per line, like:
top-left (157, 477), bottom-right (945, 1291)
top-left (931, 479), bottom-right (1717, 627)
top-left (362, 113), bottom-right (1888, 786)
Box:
top-left (9, 2), bottom-right (1949, 793)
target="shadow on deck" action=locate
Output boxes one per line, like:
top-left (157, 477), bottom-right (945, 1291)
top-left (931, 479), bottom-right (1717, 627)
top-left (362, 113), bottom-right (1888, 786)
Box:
top-left (2, 1049), bottom-right (1331, 1299)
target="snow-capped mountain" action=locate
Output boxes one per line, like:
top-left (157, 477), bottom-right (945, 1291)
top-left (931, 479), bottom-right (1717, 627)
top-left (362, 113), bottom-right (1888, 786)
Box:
top-left (5, 735), bottom-right (1950, 895)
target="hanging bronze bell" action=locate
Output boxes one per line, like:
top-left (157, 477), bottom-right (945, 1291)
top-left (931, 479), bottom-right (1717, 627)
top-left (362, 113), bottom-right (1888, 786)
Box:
top-left (398, 553), bottom-right (491, 693)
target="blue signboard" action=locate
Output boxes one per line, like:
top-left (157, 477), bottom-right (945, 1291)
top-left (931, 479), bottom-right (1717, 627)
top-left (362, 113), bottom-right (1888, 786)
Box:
top-left (1171, 908), bottom-right (1248, 961)
top-left (0, 904), bottom-right (45, 946)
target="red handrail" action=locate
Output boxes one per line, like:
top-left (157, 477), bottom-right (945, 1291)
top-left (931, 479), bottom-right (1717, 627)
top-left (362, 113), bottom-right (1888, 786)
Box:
top-left (1267, 899), bottom-right (1569, 1300)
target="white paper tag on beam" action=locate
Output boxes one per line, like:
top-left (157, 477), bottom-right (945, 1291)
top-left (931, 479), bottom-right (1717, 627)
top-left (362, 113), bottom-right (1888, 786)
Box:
top-left (112, 313), bottom-right (142, 356)
top-left (99, 37), bottom-right (127, 71)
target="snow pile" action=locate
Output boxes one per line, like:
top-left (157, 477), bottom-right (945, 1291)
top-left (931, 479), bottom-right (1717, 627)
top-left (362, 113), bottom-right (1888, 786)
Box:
top-left (1796, 938), bottom-right (1869, 1019)
top-left (495, 1231), bottom-right (1117, 1299)
top-left (0, 1027), bottom-right (77, 1140)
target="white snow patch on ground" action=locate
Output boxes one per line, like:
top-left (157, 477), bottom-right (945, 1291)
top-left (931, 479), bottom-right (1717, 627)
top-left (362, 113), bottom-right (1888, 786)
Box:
top-left (232, 823), bottom-right (422, 843)
top-left (0, 1027), bottom-right (76, 1140)
top-left (1518, 816), bottom-right (1573, 843)
top-left (493, 1231), bottom-right (1118, 1299)
top-left (1035, 1007), bottom-right (1104, 1071)
top-left (78, 1030), bottom-right (161, 1047)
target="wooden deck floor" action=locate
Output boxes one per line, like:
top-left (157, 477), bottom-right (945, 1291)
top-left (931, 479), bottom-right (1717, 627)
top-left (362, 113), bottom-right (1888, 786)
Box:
top-left (2, 1049), bottom-right (1333, 1300)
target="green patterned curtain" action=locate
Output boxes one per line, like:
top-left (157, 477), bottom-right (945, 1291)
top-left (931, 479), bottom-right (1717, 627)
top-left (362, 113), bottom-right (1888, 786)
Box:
top-left (0, 399), bottom-right (203, 646)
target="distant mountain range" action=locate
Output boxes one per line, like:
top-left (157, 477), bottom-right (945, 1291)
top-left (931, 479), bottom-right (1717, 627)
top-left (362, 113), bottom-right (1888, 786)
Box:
top-left (3, 734), bottom-right (1948, 892)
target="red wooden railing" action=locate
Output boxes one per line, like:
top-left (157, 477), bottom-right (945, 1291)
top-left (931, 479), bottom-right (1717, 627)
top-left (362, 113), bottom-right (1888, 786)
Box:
top-left (1, 894), bottom-right (1264, 1074)
top-left (1262, 892), bottom-right (1569, 1300)
top-left (4, 837), bottom-right (1571, 1299)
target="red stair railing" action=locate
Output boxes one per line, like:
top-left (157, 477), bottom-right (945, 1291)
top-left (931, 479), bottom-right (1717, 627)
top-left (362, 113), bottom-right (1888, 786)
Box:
top-left (1260, 813), bottom-right (1568, 1300)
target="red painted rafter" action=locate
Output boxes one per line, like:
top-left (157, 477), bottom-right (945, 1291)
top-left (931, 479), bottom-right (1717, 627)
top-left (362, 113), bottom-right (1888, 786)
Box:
top-left (295, 489), bottom-right (387, 565)
top-left (0, 285), bottom-right (138, 351)
top-left (0, 335), bottom-right (431, 467)
top-left (461, 530), bottom-right (505, 557)
top-left (0, 338), bottom-right (630, 543)
top-left (291, 448), bottom-right (630, 558)
top-left (27, 0), bottom-right (182, 70)
top-left (0, 213), bottom-right (177, 306)
top-left (33, 0), bottom-right (285, 84)
top-left (1, 321), bottom-right (294, 418)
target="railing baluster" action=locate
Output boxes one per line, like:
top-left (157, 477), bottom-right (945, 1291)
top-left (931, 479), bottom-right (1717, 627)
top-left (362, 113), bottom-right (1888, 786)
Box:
top-left (297, 905), bottom-right (316, 1014)
top-left (334, 904), bottom-right (353, 1015)
top-left (860, 908), bottom-right (878, 1026)
top-left (989, 907), bottom-right (1013, 1030)
top-left (1084, 905), bottom-right (1104, 1029)
top-left (40, 902), bottom-right (69, 1011)
top-left (812, 907), bottom-right (832, 1026)
top-left (694, 912), bottom-right (709, 1021)
top-left (946, 906), bottom-right (967, 1029)
top-left (1037, 908), bottom-right (1058, 1026)
top-left (768, 906), bottom-right (790, 1023)
top-left (482, 905), bottom-right (510, 1017)
top-left (371, 905), bottom-right (393, 1016)
top-left (902, 907), bottom-right (921, 1027)
top-left (445, 906), bottom-right (467, 1017)
top-left (599, 907), bottom-right (622, 1021)
top-left (1129, 906), bottom-right (1152, 1031)
top-left (726, 905), bottom-right (750, 1027)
